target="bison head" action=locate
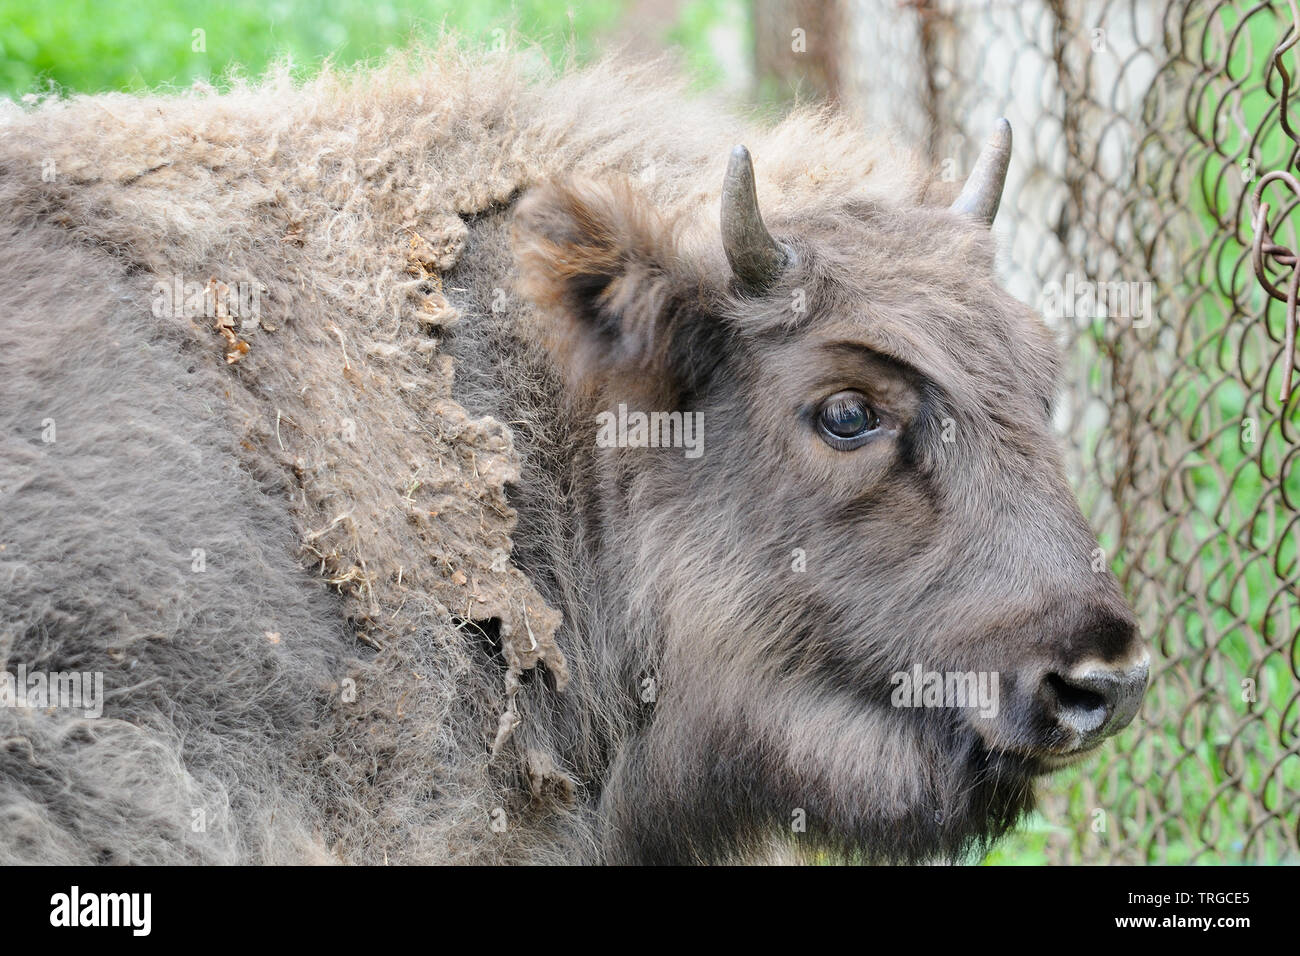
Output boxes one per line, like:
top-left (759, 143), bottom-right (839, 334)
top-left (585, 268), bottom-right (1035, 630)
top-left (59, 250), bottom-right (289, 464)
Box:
top-left (512, 121), bottom-right (1149, 864)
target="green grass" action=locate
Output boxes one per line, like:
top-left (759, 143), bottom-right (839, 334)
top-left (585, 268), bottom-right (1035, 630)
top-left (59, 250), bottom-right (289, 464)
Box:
top-left (0, 0), bottom-right (627, 97)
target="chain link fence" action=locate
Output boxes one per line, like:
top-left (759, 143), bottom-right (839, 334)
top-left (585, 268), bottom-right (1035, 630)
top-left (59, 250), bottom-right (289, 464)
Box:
top-left (839, 0), bottom-right (1299, 863)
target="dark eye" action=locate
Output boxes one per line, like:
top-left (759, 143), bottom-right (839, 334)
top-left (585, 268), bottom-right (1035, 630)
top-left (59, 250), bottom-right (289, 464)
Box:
top-left (816, 391), bottom-right (881, 450)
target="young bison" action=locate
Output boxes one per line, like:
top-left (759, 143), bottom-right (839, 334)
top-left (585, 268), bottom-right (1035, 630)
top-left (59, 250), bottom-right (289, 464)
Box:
top-left (0, 50), bottom-right (1147, 864)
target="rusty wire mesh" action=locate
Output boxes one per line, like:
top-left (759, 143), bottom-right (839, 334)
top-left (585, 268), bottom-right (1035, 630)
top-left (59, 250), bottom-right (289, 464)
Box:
top-left (841, 0), bottom-right (1299, 863)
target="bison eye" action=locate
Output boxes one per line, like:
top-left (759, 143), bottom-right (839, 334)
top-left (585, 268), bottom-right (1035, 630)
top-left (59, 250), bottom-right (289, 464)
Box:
top-left (816, 391), bottom-right (880, 449)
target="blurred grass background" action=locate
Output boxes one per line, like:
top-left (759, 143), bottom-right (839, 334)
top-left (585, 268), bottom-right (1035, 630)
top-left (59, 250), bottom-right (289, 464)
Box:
top-left (3, 0), bottom-right (1290, 866)
top-left (0, 0), bottom-right (742, 97)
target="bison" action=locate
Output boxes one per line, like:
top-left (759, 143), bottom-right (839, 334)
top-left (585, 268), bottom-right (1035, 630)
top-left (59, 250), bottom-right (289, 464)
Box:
top-left (0, 47), bottom-right (1148, 864)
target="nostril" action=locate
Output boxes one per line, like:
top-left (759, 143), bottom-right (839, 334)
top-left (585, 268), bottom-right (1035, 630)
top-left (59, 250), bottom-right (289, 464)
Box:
top-left (1041, 661), bottom-right (1149, 745)
top-left (1045, 672), bottom-right (1111, 734)
top-left (1047, 672), bottom-right (1108, 713)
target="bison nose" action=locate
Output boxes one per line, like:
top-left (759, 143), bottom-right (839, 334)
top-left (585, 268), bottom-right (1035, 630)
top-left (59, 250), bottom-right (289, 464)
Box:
top-left (1040, 657), bottom-right (1149, 748)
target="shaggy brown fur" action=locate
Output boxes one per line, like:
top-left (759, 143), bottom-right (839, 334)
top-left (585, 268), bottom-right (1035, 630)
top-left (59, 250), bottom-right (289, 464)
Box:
top-left (0, 43), bottom-right (1142, 864)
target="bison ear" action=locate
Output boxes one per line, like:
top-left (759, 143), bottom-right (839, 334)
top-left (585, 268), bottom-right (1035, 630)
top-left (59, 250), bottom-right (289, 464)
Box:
top-left (512, 178), bottom-right (684, 389)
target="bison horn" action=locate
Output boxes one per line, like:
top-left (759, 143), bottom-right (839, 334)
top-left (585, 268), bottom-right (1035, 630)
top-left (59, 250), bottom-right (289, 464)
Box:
top-left (722, 145), bottom-right (789, 291)
top-left (950, 118), bottom-right (1012, 226)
